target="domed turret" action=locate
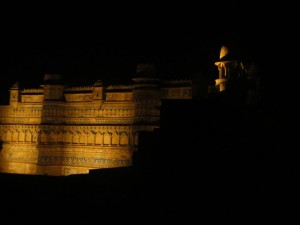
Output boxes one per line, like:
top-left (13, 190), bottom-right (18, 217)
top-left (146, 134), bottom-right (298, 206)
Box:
top-left (220, 45), bottom-right (230, 60)
top-left (43, 74), bottom-right (62, 85)
top-left (212, 44), bottom-right (261, 105)
top-left (132, 62), bottom-right (161, 125)
top-left (136, 62), bottom-right (157, 78)
top-left (132, 62), bottom-right (159, 84)
top-left (214, 45), bottom-right (244, 92)
top-left (10, 81), bottom-right (19, 90)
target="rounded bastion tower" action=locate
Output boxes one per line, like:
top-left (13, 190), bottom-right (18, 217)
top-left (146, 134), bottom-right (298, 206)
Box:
top-left (132, 62), bottom-right (161, 128)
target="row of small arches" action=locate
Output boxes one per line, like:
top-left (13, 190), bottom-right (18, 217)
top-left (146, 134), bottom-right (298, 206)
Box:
top-left (2, 130), bottom-right (138, 146)
top-left (8, 108), bottom-right (135, 117)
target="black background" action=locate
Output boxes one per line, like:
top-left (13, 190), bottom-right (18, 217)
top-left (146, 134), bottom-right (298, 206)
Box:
top-left (0, 3), bottom-right (297, 222)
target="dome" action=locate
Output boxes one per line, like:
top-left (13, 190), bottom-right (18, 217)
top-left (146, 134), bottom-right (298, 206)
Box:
top-left (133, 62), bottom-right (158, 79)
top-left (220, 45), bottom-right (229, 60)
top-left (44, 74), bottom-right (61, 81)
top-left (93, 80), bottom-right (103, 87)
top-left (136, 62), bottom-right (156, 75)
top-left (43, 74), bottom-right (63, 85)
top-left (10, 81), bottom-right (19, 90)
top-left (217, 44), bottom-right (241, 62)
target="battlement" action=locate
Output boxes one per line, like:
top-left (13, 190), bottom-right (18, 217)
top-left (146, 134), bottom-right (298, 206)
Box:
top-left (106, 85), bottom-right (134, 90)
top-left (21, 88), bottom-right (44, 94)
top-left (64, 86), bottom-right (93, 92)
top-left (0, 74), bottom-right (193, 176)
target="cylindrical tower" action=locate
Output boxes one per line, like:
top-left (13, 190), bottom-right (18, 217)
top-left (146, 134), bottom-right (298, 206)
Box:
top-left (214, 45), bottom-right (244, 92)
top-left (132, 62), bottom-right (161, 128)
top-left (43, 74), bottom-right (64, 101)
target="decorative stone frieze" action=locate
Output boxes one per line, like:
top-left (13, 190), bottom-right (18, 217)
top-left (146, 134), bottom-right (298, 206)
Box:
top-left (0, 66), bottom-right (192, 175)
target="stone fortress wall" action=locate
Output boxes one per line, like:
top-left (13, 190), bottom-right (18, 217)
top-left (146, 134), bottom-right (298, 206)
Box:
top-left (0, 45), bottom-right (260, 176)
top-left (0, 63), bottom-right (192, 175)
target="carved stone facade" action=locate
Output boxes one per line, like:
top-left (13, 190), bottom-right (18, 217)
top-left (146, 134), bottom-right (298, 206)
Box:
top-left (0, 63), bottom-right (192, 175)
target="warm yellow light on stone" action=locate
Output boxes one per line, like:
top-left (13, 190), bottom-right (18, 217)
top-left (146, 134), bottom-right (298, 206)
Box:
top-left (219, 45), bottom-right (229, 60)
top-left (0, 69), bottom-right (193, 176)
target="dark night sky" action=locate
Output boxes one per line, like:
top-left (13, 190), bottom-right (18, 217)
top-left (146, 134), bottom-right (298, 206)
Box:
top-left (1, 4), bottom-right (297, 221)
top-left (0, 3), bottom-right (295, 103)
top-left (3, 28), bottom-right (259, 80)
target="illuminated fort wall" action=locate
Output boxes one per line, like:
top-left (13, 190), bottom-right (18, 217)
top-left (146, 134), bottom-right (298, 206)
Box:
top-left (0, 66), bottom-right (192, 176)
top-left (0, 46), bottom-right (258, 176)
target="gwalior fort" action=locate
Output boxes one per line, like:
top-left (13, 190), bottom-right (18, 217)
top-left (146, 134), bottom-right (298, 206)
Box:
top-left (0, 46), bottom-right (260, 176)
